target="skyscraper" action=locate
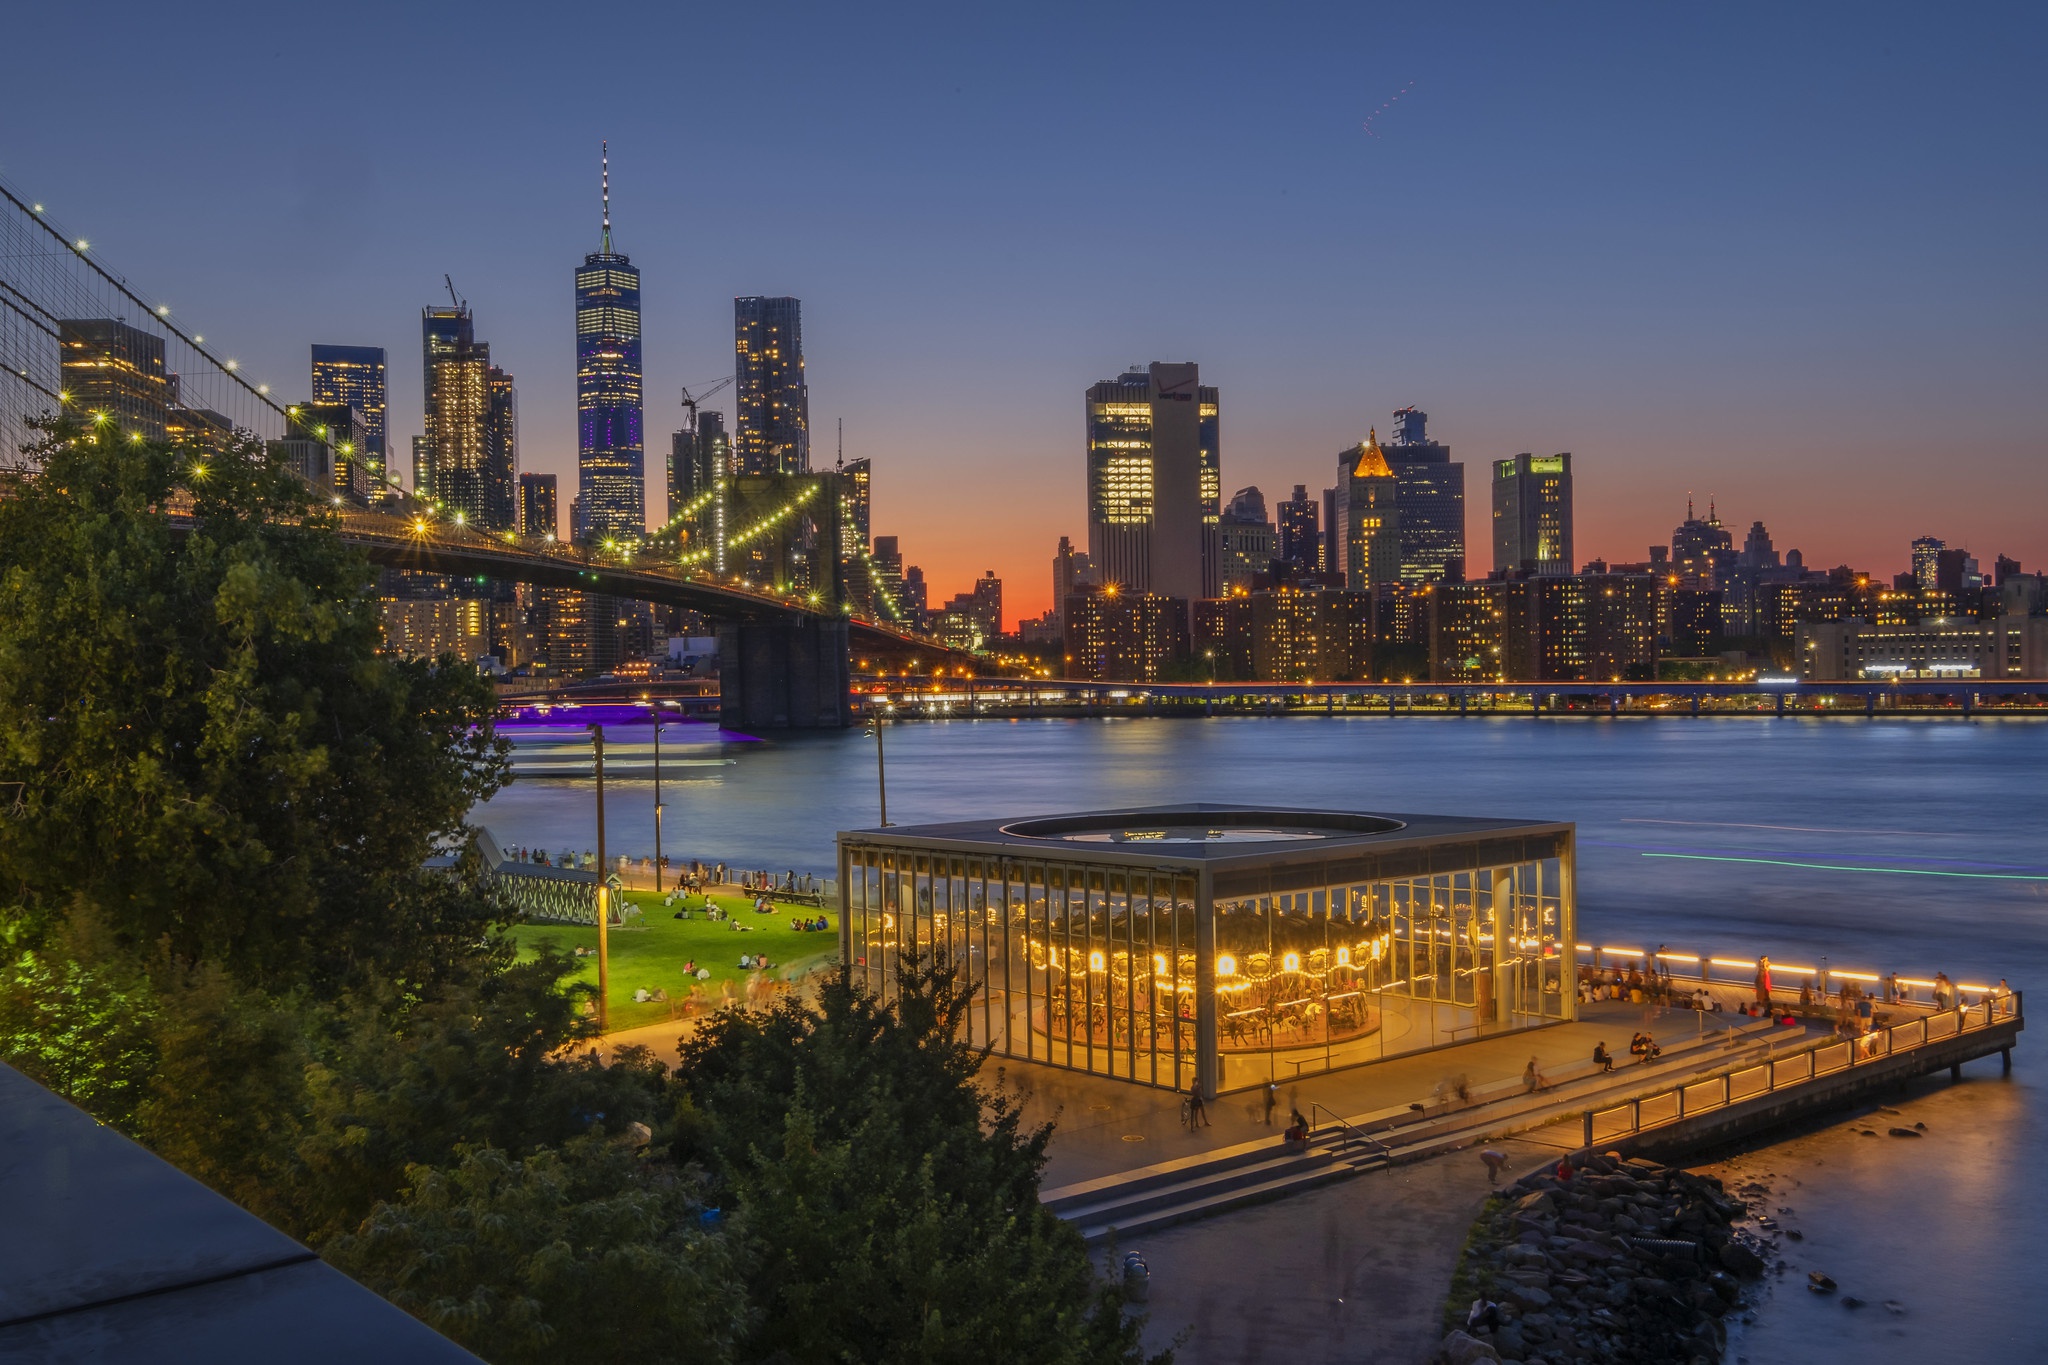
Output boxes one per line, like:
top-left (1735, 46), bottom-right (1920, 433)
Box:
top-left (483, 365), bottom-right (518, 531)
top-left (1276, 484), bottom-right (1320, 571)
top-left (575, 143), bottom-right (645, 541)
top-left (1384, 407), bottom-right (1465, 583)
top-left (519, 472), bottom-right (558, 538)
top-left (310, 345), bottom-right (388, 484)
top-left (841, 456), bottom-right (871, 552)
top-left (418, 305), bottom-right (473, 502)
top-left (427, 340), bottom-right (488, 522)
top-left (1336, 430), bottom-right (1402, 591)
top-left (1085, 363), bottom-right (1213, 606)
top-left (1912, 536), bottom-right (1945, 590)
top-left (667, 409), bottom-right (728, 511)
top-left (59, 319), bottom-right (167, 440)
top-left (734, 297), bottom-right (808, 475)
top-left (1053, 534), bottom-right (1095, 632)
top-left (1492, 452), bottom-right (1573, 576)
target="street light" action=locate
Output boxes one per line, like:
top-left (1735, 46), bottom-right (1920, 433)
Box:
top-left (863, 706), bottom-right (891, 826)
top-left (651, 699), bottom-right (679, 892)
top-left (587, 722), bottom-right (610, 1031)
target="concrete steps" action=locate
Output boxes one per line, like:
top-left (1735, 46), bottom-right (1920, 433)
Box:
top-left (1047, 1018), bottom-right (1801, 1245)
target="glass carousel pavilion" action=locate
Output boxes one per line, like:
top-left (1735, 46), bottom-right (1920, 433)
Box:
top-left (837, 804), bottom-right (1575, 1095)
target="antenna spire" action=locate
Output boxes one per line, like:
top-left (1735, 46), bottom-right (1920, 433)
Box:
top-left (601, 141), bottom-right (611, 253)
top-left (837, 417), bottom-right (843, 469)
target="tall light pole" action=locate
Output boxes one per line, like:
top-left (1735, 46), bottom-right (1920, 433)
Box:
top-left (864, 704), bottom-right (891, 826)
top-left (651, 701), bottom-right (667, 894)
top-left (589, 722), bottom-right (609, 1032)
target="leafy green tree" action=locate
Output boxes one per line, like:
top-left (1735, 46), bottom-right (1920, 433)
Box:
top-left (672, 956), bottom-right (1163, 1365)
top-left (328, 1138), bottom-right (747, 1365)
top-left (0, 418), bottom-right (506, 993)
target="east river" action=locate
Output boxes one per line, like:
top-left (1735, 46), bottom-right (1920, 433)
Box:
top-left (479, 715), bottom-right (2048, 1360)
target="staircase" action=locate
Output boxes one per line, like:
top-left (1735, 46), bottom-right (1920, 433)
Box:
top-left (1045, 1016), bottom-right (1790, 1245)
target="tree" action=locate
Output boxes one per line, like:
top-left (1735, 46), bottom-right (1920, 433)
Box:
top-left (327, 1138), bottom-right (747, 1365)
top-left (671, 956), bottom-right (1164, 1365)
top-left (0, 418), bottom-right (507, 994)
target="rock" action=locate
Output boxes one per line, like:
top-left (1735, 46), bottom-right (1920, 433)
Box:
top-left (1807, 1272), bottom-right (1837, 1293)
top-left (1887, 1127), bottom-right (1922, 1138)
top-left (1787, 1230), bottom-right (1804, 1241)
top-left (1517, 1191), bottom-right (1558, 1215)
top-left (1493, 1321), bottom-right (1527, 1356)
top-left (1564, 1239), bottom-right (1619, 1262)
top-left (1719, 1243), bottom-right (1765, 1277)
top-left (1843, 1296), bottom-right (1866, 1309)
top-left (1502, 1282), bottom-right (1554, 1311)
top-left (1914, 1121), bottom-right (1927, 1131)
top-left (1883, 1300), bottom-right (1907, 1316)
top-left (1437, 1329), bottom-right (1503, 1364)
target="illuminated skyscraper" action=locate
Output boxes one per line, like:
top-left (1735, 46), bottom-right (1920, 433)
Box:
top-left (1335, 429), bottom-right (1402, 591)
top-left (483, 365), bottom-right (518, 531)
top-left (418, 305), bottom-right (473, 502)
top-left (310, 344), bottom-right (388, 484)
top-left (734, 296), bottom-right (808, 475)
top-left (575, 143), bottom-right (645, 540)
top-left (1085, 362), bottom-right (1214, 606)
top-left (1276, 484), bottom-right (1320, 571)
top-left (519, 472), bottom-right (558, 538)
top-left (1492, 451), bottom-right (1574, 576)
top-left (59, 319), bottom-right (167, 440)
top-left (1384, 407), bottom-right (1465, 583)
top-left (841, 456), bottom-right (871, 552)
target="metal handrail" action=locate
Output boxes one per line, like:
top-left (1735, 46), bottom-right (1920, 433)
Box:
top-left (1580, 991), bottom-right (2021, 1147)
top-left (1309, 1102), bottom-right (1391, 1160)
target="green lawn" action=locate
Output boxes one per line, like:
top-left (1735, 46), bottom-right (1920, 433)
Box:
top-left (513, 890), bottom-right (840, 1032)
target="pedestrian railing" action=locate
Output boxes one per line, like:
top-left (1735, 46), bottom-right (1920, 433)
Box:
top-left (1573, 942), bottom-right (2003, 1014)
top-left (1581, 992), bottom-right (2021, 1148)
top-left (1309, 1102), bottom-right (1391, 1161)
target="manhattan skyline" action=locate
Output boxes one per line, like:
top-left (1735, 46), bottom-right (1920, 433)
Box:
top-left (6, 2), bottom-right (2043, 624)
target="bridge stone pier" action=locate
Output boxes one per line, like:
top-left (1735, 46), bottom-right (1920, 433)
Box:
top-left (718, 618), bottom-right (852, 730)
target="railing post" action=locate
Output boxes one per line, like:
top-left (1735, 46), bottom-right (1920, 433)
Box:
top-left (1583, 1110), bottom-right (1594, 1148)
top-left (1631, 1097), bottom-right (1642, 1131)
top-left (1722, 1073), bottom-right (1731, 1107)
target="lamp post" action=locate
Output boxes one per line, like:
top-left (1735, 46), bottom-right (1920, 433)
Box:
top-left (589, 722), bottom-right (609, 1032)
top-left (651, 700), bottom-right (675, 894)
top-left (864, 705), bottom-right (891, 826)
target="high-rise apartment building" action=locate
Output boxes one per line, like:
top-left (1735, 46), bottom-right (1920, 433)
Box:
top-left (575, 145), bottom-right (645, 540)
top-left (1384, 408), bottom-right (1465, 583)
top-left (1063, 584), bottom-right (1190, 682)
top-left (1085, 363), bottom-right (1215, 607)
top-left (59, 319), bottom-right (167, 440)
top-left (1336, 429), bottom-right (1402, 591)
top-left (417, 305), bottom-right (474, 503)
top-left (519, 472), bottom-right (558, 538)
top-left (1277, 484), bottom-right (1320, 571)
top-left (1491, 452), bottom-right (1573, 576)
top-left (734, 296), bottom-right (808, 475)
top-left (426, 333), bottom-right (489, 521)
top-left (309, 345), bottom-right (388, 484)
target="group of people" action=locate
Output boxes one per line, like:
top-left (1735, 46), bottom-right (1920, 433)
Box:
top-left (1577, 961), bottom-right (1681, 1005)
top-left (788, 915), bottom-right (830, 933)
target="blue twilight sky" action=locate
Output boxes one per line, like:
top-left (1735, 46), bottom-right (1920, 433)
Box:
top-left (6, 1), bottom-right (2043, 622)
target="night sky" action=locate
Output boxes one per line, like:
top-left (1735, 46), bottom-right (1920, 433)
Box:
top-left (8, 2), bottom-right (2043, 624)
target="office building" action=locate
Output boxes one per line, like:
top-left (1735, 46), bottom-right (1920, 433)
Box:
top-left (1428, 574), bottom-right (1658, 682)
top-left (163, 376), bottom-right (233, 452)
top-left (519, 472), bottom-right (558, 539)
top-left (575, 146), bottom-right (645, 540)
top-left (290, 403), bottom-right (373, 499)
top-left (842, 456), bottom-right (871, 552)
top-left (59, 319), bottom-right (167, 440)
top-left (1086, 363), bottom-right (1216, 607)
top-left (734, 296), bottom-right (808, 476)
top-left (1321, 487), bottom-right (1339, 576)
top-left (1053, 535), bottom-right (1094, 633)
top-left (1800, 613), bottom-right (2048, 681)
top-left (1063, 584), bottom-right (1189, 682)
top-left (1276, 484), bottom-right (1320, 571)
top-left (309, 345), bottom-right (388, 483)
top-left (1336, 429), bottom-right (1402, 591)
top-left (1668, 498), bottom-right (1734, 589)
top-left (1911, 536), bottom-right (1944, 591)
top-left (668, 409), bottom-right (728, 512)
top-left (1384, 408), bottom-right (1465, 583)
top-left (900, 563), bottom-right (929, 629)
top-left (483, 365), bottom-right (518, 532)
top-left (1491, 452), bottom-right (1573, 576)
top-left (1217, 486), bottom-right (1275, 591)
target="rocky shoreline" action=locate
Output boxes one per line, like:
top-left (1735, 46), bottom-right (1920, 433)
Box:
top-left (1433, 1152), bottom-right (1766, 1364)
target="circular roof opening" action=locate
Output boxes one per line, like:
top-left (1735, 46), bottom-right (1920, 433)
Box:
top-left (999, 809), bottom-right (1405, 846)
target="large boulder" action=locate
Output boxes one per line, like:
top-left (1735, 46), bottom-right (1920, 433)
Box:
top-left (1436, 1329), bottom-right (1503, 1364)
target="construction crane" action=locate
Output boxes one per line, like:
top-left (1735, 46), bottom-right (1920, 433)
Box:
top-left (443, 274), bottom-right (466, 313)
top-left (679, 375), bottom-right (733, 429)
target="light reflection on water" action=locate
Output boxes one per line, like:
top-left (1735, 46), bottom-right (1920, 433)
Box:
top-left (478, 715), bottom-right (2048, 1356)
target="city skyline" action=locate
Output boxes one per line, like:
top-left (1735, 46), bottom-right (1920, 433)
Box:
top-left (7, 5), bottom-right (2043, 625)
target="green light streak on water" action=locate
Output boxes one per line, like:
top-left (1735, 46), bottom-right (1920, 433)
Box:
top-left (1641, 852), bottom-right (2048, 881)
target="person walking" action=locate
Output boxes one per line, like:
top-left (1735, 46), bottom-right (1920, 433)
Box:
top-left (1754, 956), bottom-right (1774, 1012)
top-left (1262, 1081), bottom-right (1278, 1126)
top-left (1189, 1086), bottom-right (1210, 1128)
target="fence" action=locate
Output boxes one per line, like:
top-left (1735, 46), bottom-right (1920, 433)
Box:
top-left (1574, 942), bottom-right (2001, 1011)
top-left (1582, 992), bottom-right (2021, 1147)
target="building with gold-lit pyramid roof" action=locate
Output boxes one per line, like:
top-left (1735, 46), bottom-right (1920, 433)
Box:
top-left (1336, 427), bottom-right (1403, 590)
